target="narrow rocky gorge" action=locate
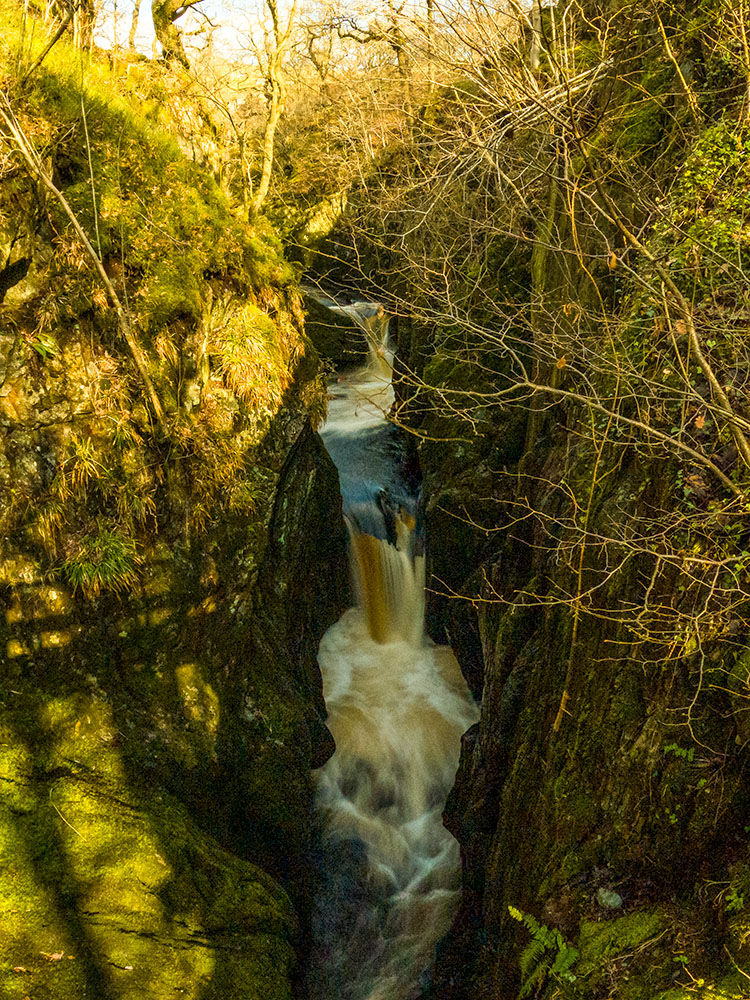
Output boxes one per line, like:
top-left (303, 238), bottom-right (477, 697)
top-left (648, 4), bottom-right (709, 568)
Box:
top-left (6, 1), bottom-right (750, 998)
top-left (306, 300), bottom-right (477, 1000)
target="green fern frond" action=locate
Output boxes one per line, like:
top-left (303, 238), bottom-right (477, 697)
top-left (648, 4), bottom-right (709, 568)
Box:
top-left (520, 935), bottom-right (549, 982)
top-left (509, 905), bottom-right (579, 996)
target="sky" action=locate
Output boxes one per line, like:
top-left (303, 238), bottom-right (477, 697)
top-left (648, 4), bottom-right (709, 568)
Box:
top-left (99, 0), bottom-right (281, 60)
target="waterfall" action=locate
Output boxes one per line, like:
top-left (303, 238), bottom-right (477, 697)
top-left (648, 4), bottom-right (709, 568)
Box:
top-left (328, 300), bottom-right (393, 376)
top-left (303, 286), bottom-right (394, 375)
top-left (310, 302), bottom-right (478, 1000)
top-left (349, 514), bottom-right (424, 647)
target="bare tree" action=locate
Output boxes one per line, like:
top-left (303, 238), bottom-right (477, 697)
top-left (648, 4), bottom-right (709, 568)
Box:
top-left (129, 0), bottom-right (142, 51)
top-left (151, 0), bottom-right (203, 67)
top-left (252, 0), bottom-right (300, 214)
top-left (314, 0), bottom-right (750, 697)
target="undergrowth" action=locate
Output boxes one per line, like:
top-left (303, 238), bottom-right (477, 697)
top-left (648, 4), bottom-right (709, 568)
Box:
top-left (0, 1), bottom-right (323, 600)
top-left (508, 905), bottom-right (579, 997)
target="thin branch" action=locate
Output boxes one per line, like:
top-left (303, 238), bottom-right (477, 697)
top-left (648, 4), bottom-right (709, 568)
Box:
top-left (0, 95), bottom-right (166, 431)
top-left (20, 1), bottom-right (79, 86)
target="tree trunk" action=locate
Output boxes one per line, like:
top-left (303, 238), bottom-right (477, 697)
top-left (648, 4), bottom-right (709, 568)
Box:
top-left (530, 0), bottom-right (542, 72)
top-left (251, 0), bottom-right (298, 215)
top-left (739, 3), bottom-right (750, 121)
top-left (74, 0), bottom-right (96, 50)
top-left (129, 0), bottom-right (142, 51)
top-left (21, 2), bottom-right (76, 85)
top-left (524, 159), bottom-right (560, 455)
top-left (426, 0), bottom-right (434, 90)
top-left (152, 0), bottom-right (190, 67)
top-left (252, 73), bottom-right (284, 214)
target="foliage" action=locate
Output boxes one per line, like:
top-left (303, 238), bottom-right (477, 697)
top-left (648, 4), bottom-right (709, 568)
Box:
top-left (508, 905), bottom-right (579, 997)
top-left (0, 0), bottom-right (327, 603)
top-left (208, 300), bottom-right (291, 410)
top-left (63, 525), bottom-right (141, 597)
top-left (658, 121), bottom-right (750, 295)
top-left (21, 67), bottom-right (291, 322)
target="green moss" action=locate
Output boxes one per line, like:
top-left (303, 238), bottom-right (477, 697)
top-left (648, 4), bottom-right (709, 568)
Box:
top-left (0, 665), bottom-right (298, 1000)
top-left (656, 983), bottom-right (749, 1000)
top-left (577, 909), bottom-right (669, 976)
top-left (0, 0), bottom-right (298, 399)
top-left (0, 26), bottom-right (320, 584)
top-left (613, 67), bottom-right (673, 158)
top-left (141, 261), bottom-right (202, 329)
top-left (649, 121), bottom-right (750, 299)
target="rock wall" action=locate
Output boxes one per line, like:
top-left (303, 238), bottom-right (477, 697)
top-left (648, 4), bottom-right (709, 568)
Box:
top-left (0, 386), bottom-right (349, 1000)
top-left (391, 309), bottom-right (750, 995)
top-left (379, 85), bottom-right (750, 1000)
top-left (375, 285), bottom-right (750, 1000)
top-left (424, 436), bottom-right (750, 1000)
top-left (0, 18), bottom-right (350, 998)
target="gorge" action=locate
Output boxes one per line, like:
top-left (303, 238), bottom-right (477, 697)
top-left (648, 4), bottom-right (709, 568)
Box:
top-left (3, 1), bottom-right (750, 999)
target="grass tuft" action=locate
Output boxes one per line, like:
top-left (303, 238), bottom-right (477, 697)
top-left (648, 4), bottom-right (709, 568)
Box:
top-left (63, 526), bottom-right (141, 597)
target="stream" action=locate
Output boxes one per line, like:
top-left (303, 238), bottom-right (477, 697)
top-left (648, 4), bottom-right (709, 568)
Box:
top-left (308, 300), bottom-right (478, 1000)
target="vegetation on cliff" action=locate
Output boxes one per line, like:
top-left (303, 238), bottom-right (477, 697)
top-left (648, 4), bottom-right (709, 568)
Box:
top-left (7, 0), bottom-right (750, 997)
top-left (0, 4), bottom-right (347, 998)
top-left (272, 1), bottom-right (750, 998)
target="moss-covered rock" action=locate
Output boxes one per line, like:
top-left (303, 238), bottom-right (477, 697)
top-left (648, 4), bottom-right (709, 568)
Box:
top-left (301, 290), bottom-right (369, 367)
top-left (0, 406), bottom-right (349, 998)
top-left (0, 7), bottom-right (349, 998)
top-left (0, 694), bottom-right (296, 1000)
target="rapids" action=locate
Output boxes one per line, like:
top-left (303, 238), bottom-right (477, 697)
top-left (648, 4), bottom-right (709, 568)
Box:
top-left (309, 300), bottom-right (478, 1000)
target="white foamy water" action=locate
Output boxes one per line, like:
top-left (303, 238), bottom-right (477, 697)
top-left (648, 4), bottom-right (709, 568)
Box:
top-left (311, 300), bottom-right (478, 1000)
top-left (314, 610), bottom-right (478, 1000)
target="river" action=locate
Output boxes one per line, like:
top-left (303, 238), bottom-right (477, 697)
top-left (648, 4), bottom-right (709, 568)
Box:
top-left (307, 300), bottom-right (478, 1000)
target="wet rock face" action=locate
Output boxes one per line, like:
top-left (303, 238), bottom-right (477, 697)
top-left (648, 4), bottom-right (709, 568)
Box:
top-left (302, 290), bottom-right (370, 368)
top-left (419, 434), bottom-right (750, 1000)
top-left (0, 411), bottom-right (349, 1000)
top-left (378, 281), bottom-right (746, 997)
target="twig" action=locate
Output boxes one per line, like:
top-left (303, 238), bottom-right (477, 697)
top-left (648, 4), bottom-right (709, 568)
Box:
top-left (0, 95), bottom-right (166, 431)
top-left (49, 786), bottom-right (84, 839)
top-left (656, 13), bottom-right (701, 124)
top-left (20, 2), bottom-right (79, 87)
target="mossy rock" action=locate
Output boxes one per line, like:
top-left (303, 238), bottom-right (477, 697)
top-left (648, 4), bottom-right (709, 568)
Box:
top-left (574, 909), bottom-right (671, 996)
top-left (301, 291), bottom-right (368, 366)
top-left (0, 688), bottom-right (296, 1000)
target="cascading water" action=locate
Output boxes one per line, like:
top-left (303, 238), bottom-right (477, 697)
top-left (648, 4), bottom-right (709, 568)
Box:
top-left (309, 301), bottom-right (478, 1000)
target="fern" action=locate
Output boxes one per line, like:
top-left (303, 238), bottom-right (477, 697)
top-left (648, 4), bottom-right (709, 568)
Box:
top-left (508, 905), bottom-right (579, 997)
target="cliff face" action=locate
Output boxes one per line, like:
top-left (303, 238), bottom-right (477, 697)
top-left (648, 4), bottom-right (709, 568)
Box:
top-left (0, 18), bottom-right (348, 999)
top-left (366, 7), bottom-right (750, 996)
top-left (423, 440), bottom-right (750, 1000)
top-left (391, 307), bottom-right (750, 1000)
top-left (0, 412), bottom-right (348, 1000)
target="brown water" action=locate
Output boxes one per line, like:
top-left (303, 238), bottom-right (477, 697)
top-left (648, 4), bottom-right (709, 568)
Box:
top-left (311, 304), bottom-right (478, 1000)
